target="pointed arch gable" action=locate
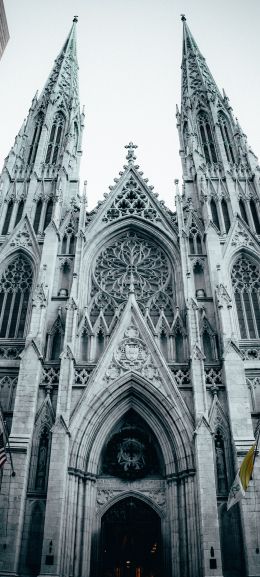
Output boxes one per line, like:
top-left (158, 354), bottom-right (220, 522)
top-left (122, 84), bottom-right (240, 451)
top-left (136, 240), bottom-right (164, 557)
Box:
top-left (97, 490), bottom-right (166, 520)
top-left (69, 373), bottom-right (194, 477)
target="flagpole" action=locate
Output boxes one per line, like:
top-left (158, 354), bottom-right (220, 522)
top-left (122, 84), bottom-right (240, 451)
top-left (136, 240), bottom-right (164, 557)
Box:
top-left (3, 420), bottom-right (15, 477)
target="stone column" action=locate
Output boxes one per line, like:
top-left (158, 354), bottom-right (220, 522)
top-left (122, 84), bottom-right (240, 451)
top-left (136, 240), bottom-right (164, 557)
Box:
top-left (39, 346), bottom-right (74, 577)
top-left (217, 291), bottom-right (260, 576)
top-left (166, 478), bottom-right (180, 577)
top-left (0, 341), bottom-right (43, 574)
top-left (187, 299), bottom-right (223, 577)
top-left (81, 478), bottom-right (98, 577)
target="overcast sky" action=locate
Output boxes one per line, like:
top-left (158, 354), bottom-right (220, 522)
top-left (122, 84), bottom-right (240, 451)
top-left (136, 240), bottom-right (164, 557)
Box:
top-left (1, 0), bottom-right (260, 210)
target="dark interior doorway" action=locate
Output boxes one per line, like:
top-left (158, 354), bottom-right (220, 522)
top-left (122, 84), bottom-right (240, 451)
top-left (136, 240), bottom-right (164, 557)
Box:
top-left (101, 497), bottom-right (161, 577)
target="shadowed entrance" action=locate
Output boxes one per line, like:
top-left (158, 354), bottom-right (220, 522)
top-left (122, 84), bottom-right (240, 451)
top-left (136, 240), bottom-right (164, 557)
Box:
top-left (101, 497), bottom-right (161, 577)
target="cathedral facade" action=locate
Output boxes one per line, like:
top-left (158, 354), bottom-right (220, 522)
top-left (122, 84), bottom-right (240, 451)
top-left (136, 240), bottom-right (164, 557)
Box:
top-left (0, 15), bottom-right (260, 577)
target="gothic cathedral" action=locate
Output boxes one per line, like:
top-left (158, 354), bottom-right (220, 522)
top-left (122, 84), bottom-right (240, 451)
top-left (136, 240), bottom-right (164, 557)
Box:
top-left (0, 15), bottom-right (260, 577)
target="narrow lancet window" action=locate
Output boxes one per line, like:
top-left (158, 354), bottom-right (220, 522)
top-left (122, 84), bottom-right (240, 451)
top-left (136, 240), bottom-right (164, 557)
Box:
top-left (210, 199), bottom-right (220, 230)
top-left (239, 199), bottom-right (248, 225)
top-left (2, 201), bottom-right (14, 235)
top-left (45, 112), bottom-right (65, 165)
top-left (28, 112), bottom-right (44, 165)
top-left (218, 112), bottom-right (235, 163)
top-left (198, 111), bottom-right (217, 164)
top-left (221, 199), bottom-right (231, 233)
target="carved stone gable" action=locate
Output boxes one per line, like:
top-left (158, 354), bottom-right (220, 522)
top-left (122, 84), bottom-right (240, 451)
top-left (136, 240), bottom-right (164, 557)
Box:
top-left (102, 175), bottom-right (160, 223)
top-left (104, 323), bottom-right (162, 389)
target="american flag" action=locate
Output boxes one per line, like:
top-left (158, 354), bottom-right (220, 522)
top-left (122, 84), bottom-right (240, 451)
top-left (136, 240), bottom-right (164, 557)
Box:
top-left (0, 432), bottom-right (7, 468)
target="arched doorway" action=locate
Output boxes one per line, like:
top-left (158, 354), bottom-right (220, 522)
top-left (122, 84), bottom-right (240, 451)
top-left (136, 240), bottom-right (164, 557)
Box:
top-left (101, 497), bottom-right (161, 577)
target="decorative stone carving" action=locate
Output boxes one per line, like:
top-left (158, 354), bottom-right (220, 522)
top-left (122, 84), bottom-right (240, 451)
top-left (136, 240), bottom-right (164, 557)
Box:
top-left (104, 324), bottom-right (162, 389)
top-left (205, 367), bottom-right (222, 386)
top-left (117, 438), bottom-right (145, 473)
top-left (94, 232), bottom-right (171, 303)
top-left (74, 367), bottom-right (92, 385)
top-left (41, 366), bottom-right (60, 385)
top-left (231, 223), bottom-right (256, 249)
top-left (0, 345), bottom-right (23, 359)
top-left (10, 221), bottom-right (32, 248)
top-left (102, 175), bottom-right (159, 223)
top-left (171, 367), bottom-right (190, 386)
top-left (215, 283), bottom-right (232, 309)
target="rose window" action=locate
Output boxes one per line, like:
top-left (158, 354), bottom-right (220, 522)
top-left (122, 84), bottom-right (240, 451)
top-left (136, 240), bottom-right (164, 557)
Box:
top-left (93, 232), bottom-right (171, 303)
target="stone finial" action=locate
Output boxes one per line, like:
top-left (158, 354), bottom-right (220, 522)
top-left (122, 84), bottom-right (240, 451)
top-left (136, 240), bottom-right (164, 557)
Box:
top-left (181, 14), bottom-right (186, 21)
top-left (125, 142), bottom-right (138, 165)
top-left (73, 15), bottom-right (78, 23)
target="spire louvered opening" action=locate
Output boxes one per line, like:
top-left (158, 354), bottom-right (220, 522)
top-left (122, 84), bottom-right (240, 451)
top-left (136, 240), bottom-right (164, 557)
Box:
top-left (218, 112), bottom-right (235, 164)
top-left (231, 254), bottom-right (260, 339)
top-left (33, 199), bottom-right (43, 233)
top-left (250, 199), bottom-right (260, 234)
top-left (45, 112), bottom-right (65, 165)
top-left (28, 112), bottom-right (44, 165)
top-left (210, 199), bottom-right (220, 230)
top-left (221, 199), bottom-right (231, 233)
top-left (198, 111), bottom-right (217, 164)
top-left (239, 199), bottom-right (249, 225)
top-left (2, 201), bottom-right (14, 235)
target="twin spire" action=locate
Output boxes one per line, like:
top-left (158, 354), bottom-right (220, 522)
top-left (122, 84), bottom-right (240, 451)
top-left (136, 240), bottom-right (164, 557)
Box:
top-left (38, 16), bottom-right (79, 111)
top-left (181, 14), bottom-right (223, 108)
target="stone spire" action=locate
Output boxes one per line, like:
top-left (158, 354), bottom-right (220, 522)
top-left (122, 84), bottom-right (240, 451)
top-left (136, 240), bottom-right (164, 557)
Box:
top-left (181, 15), bottom-right (222, 111)
top-left (39, 16), bottom-right (79, 112)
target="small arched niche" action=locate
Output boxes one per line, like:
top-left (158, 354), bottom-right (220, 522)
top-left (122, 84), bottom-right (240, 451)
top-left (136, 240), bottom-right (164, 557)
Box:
top-left (99, 410), bottom-right (164, 480)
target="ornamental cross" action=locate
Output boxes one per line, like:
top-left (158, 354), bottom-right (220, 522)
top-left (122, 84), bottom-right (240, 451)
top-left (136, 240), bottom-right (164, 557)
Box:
top-left (125, 142), bottom-right (138, 164)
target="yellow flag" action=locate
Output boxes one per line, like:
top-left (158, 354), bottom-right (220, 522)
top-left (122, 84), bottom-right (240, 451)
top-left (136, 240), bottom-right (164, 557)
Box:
top-left (227, 443), bottom-right (256, 511)
top-left (240, 443), bottom-right (256, 491)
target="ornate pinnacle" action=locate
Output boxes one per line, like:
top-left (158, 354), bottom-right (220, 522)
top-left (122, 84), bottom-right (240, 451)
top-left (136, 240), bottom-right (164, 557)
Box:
top-left (125, 142), bottom-right (138, 165)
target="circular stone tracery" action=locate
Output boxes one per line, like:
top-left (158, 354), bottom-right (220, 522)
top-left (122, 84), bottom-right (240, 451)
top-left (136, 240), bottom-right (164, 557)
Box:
top-left (94, 232), bottom-right (171, 302)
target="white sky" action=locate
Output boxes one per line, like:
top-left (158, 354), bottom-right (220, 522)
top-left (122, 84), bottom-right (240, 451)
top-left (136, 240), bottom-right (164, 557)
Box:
top-left (0, 0), bottom-right (260, 210)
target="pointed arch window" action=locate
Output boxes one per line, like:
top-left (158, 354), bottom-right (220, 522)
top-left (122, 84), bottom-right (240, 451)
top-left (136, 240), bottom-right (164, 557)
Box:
top-left (81, 329), bottom-right (89, 362)
top-left (231, 254), bottom-right (260, 339)
top-left (0, 255), bottom-right (33, 338)
top-left (45, 112), bottom-right (65, 165)
top-left (189, 222), bottom-right (203, 254)
top-left (43, 199), bottom-right (53, 230)
top-left (14, 200), bottom-right (24, 228)
top-left (2, 200), bottom-right (14, 235)
top-left (60, 223), bottom-right (76, 255)
top-left (250, 199), bottom-right (260, 234)
top-left (215, 432), bottom-right (228, 495)
top-left (50, 328), bottom-right (64, 360)
top-left (198, 111), bottom-right (218, 164)
top-left (73, 122), bottom-right (79, 155)
top-left (210, 198), bottom-right (220, 230)
top-left (202, 330), bottom-right (214, 361)
top-left (221, 199), bottom-right (231, 233)
top-left (239, 199), bottom-right (248, 225)
top-left (96, 329), bottom-right (105, 360)
top-left (35, 427), bottom-right (50, 491)
top-left (33, 199), bottom-right (43, 233)
top-left (28, 112), bottom-right (44, 165)
top-left (218, 112), bottom-right (235, 164)
top-left (175, 330), bottom-right (184, 362)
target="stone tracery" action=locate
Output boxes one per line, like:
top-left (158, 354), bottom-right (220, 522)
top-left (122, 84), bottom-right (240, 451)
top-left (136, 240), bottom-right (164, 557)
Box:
top-left (93, 231), bottom-right (172, 305)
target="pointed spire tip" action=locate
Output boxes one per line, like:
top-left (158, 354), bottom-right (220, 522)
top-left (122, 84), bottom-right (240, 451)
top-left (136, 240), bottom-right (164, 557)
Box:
top-left (73, 15), bottom-right (78, 23)
top-left (181, 14), bottom-right (186, 22)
